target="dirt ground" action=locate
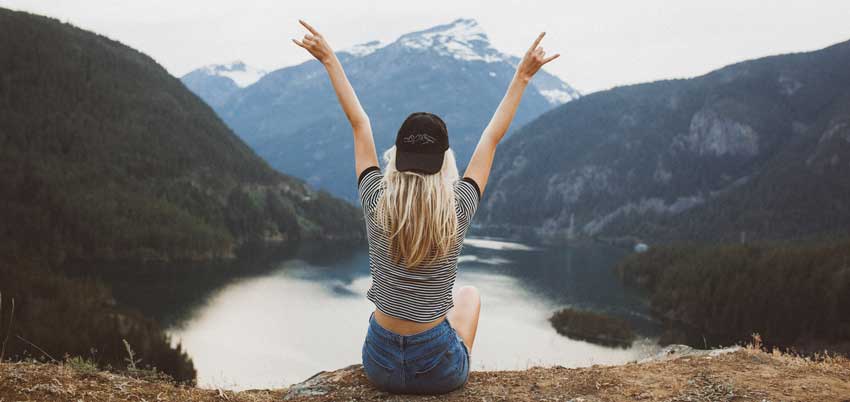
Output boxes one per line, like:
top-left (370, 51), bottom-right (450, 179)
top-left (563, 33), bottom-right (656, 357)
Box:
top-left (2, 346), bottom-right (849, 402)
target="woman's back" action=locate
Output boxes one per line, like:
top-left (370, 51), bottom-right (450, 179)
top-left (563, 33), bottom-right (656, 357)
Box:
top-left (358, 166), bottom-right (481, 323)
top-left (358, 165), bottom-right (481, 394)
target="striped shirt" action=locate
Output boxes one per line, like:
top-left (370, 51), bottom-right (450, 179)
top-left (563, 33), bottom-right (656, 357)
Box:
top-left (357, 166), bottom-right (481, 323)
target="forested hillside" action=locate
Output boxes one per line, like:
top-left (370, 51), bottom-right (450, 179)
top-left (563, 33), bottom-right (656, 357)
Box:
top-left (479, 38), bottom-right (850, 244)
top-left (617, 239), bottom-right (850, 354)
top-left (0, 8), bottom-right (363, 264)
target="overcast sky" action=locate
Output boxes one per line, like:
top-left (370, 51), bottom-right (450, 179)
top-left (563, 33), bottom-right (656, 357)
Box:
top-left (3, 0), bottom-right (849, 93)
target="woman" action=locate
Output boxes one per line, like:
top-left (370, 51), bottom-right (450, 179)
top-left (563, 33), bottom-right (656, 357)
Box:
top-left (293, 19), bottom-right (558, 394)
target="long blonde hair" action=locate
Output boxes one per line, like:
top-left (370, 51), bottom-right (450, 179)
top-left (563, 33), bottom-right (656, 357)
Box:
top-left (375, 145), bottom-right (459, 268)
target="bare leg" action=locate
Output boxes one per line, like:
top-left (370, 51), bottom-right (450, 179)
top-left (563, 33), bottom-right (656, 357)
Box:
top-left (446, 286), bottom-right (481, 352)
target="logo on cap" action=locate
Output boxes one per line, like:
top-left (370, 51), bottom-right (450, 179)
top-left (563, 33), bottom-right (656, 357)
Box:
top-left (402, 132), bottom-right (437, 145)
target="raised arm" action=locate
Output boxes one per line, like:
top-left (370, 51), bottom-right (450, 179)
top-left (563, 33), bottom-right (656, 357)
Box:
top-left (464, 32), bottom-right (559, 195)
top-left (292, 19), bottom-right (379, 178)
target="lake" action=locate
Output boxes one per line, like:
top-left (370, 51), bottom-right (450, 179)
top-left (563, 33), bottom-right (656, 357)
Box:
top-left (87, 236), bottom-right (662, 390)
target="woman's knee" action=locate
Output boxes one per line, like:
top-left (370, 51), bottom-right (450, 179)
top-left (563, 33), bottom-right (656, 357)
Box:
top-left (456, 286), bottom-right (480, 308)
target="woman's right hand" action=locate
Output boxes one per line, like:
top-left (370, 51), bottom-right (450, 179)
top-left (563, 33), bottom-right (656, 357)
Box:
top-left (292, 19), bottom-right (336, 66)
top-left (515, 32), bottom-right (560, 83)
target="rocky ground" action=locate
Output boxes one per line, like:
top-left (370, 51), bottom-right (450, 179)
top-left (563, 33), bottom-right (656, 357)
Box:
top-left (2, 346), bottom-right (849, 401)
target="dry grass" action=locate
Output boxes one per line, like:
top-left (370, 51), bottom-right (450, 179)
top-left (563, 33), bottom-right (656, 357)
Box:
top-left (1, 344), bottom-right (849, 402)
top-left (0, 360), bottom-right (286, 402)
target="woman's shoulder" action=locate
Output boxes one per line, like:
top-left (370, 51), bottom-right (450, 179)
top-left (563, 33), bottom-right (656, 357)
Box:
top-left (358, 166), bottom-right (383, 187)
top-left (455, 176), bottom-right (481, 203)
top-left (359, 166), bottom-right (385, 212)
top-left (454, 176), bottom-right (481, 225)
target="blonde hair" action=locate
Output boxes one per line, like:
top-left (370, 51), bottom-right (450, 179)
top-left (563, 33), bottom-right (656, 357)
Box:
top-left (375, 145), bottom-right (459, 268)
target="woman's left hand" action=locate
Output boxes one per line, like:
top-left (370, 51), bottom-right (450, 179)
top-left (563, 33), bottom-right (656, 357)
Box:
top-left (292, 19), bottom-right (335, 65)
top-left (515, 32), bottom-right (559, 83)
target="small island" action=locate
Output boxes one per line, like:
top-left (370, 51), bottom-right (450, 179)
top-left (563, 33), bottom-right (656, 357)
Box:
top-left (549, 308), bottom-right (636, 348)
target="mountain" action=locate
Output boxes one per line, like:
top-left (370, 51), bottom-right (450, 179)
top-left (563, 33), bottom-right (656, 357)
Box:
top-left (183, 18), bottom-right (579, 201)
top-left (0, 8), bottom-right (363, 264)
top-left (181, 61), bottom-right (266, 108)
top-left (478, 38), bottom-right (850, 244)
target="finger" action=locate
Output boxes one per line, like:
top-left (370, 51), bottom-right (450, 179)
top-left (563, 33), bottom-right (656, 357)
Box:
top-left (292, 38), bottom-right (308, 49)
top-left (303, 33), bottom-right (315, 41)
top-left (533, 48), bottom-right (544, 59)
top-left (528, 31), bottom-right (545, 53)
top-left (542, 53), bottom-right (560, 64)
top-left (299, 19), bottom-right (320, 36)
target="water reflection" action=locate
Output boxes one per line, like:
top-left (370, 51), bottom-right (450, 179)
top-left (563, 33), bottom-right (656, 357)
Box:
top-left (77, 236), bottom-right (661, 390)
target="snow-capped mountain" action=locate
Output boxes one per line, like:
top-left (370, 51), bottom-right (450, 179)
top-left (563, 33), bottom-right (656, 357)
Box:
top-left (184, 18), bottom-right (580, 201)
top-left (395, 18), bottom-right (505, 63)
top-left (339, 19), bottom-right (579, 106)
top-left (181, 61), bottom-right (266, 108)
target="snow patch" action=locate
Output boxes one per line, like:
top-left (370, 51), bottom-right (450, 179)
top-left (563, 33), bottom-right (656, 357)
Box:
top-left (201, 61), bottom-right (266, 87)
top-left (343, 40), bottom-right (384, 57)
top-left (398, 18), bottom-right (506, 63)
top-left (539, 88), bottom-right (576, 105)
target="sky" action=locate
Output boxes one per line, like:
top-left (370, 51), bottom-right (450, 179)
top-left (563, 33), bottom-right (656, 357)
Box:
top-left (2, 0), bottom-right (850, 94)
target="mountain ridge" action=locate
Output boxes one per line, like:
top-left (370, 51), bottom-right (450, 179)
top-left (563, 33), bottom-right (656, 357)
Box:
top-left (478, 36), bottom-right (850, 244)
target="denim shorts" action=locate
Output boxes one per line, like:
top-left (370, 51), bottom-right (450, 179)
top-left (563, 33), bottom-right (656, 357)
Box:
top-left (361, 312), bottom-right (470, 394)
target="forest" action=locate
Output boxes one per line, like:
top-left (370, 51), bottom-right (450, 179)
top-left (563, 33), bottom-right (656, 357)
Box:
top-left (617, 239), bottom-right (850, 355)
top-left (0, 260), bottom-right (196, 382)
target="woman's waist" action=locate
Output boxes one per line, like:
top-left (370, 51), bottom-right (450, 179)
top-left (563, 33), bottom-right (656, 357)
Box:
top-left (373, 309), bottom-right (446, 337)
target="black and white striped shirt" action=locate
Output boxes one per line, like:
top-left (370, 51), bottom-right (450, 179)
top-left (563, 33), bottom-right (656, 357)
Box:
top-left (357, 166), bottom-right (481, 323)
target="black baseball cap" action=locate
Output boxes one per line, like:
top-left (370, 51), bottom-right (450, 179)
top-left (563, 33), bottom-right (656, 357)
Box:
top-left (395, 112), bottom-right (449, 174)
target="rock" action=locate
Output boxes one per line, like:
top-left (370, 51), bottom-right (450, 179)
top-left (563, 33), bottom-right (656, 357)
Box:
top-left (283, 364), bottom-right (364, 400)
top-left (682, 106), bottom-right (759, 157)
top-left (639, 344), bottom-right (741, 363)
